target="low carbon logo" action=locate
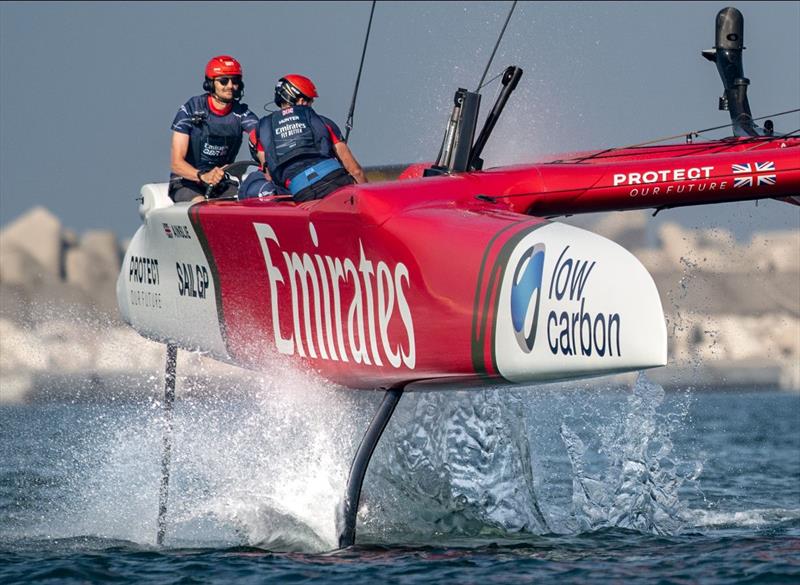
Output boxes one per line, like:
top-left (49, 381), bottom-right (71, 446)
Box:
top-left (510, 243), bottom-right (545, 353)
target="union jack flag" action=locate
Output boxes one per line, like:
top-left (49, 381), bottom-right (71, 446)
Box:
top-left (732, 161), bottom-right (776, 188)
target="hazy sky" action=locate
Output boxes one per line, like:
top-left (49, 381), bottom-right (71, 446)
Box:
top-left (1, 1), bottom-right (798, 241)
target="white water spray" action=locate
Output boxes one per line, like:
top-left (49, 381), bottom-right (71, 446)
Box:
top-left (559, 373), bottom-right (697, 535)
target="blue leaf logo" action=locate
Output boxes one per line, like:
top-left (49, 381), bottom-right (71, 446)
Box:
top-left (510, 244), bottom-right (545, 353)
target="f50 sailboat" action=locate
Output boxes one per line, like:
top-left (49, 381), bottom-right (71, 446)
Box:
top-left (117, 6), bottom-right (799, 547)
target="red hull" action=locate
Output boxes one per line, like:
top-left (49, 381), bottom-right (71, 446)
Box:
top-left (120, 137), bottom-right (797, 389)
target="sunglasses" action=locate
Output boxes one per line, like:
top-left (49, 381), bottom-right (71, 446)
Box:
top-left (215, 76), bottom-right (241, 86)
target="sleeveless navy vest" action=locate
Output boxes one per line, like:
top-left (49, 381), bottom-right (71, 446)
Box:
top-left (186, 96), bottom-right (245, 171)
top-left (257, 106), bottom-right (334, 185)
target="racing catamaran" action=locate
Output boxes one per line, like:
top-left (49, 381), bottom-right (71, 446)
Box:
top-left (117, 6), bottom-right (799, 547)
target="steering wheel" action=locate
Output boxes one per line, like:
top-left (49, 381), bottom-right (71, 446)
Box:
top-left (201, 160), bottom-right (259, 200)
top-left (225, 160), bottom-right (260, 182)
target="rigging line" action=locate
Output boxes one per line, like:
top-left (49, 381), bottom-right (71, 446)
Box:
top-left (619, 142), bottom-right (745, 163)
top-left (672, 138), bottom-right (767, 158)
top-left (741, 128), bottom-right (800, 152)
top-left (477, 69), bottom-right (506, 92)
top-left (344, 0), bottom-right (377, 143)
top-left (668, 134), bottom-right (788, 158)
top-left (476, 1), bottom-right (517, 92)
top-left (551, 107), bottom-right (800, 164)
top-left (670, 108), bottom-right (800, 139)
top-left (483, 163), bottom-right (800, 201)
top-left (748, 108), bottom-right (800, 123)
top-left (559, 129), bottom-right (748, 164)
top-left (553, 141), bottom-right (743, 163)
top-left (545, 127), bottom-right (795, 165)
top-left (551, 135), bottom-right (775, 165)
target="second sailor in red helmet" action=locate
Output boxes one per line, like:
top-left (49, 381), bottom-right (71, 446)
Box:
top-left (169, 55), bottom-right (259, 203)
top-left (251, 75), bottom-right (367, 202)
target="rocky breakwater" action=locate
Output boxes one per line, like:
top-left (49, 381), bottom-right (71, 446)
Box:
top-left (0, 207), bottom-right (249, 403)
top-left (586, 211), bottom-right (800, 390)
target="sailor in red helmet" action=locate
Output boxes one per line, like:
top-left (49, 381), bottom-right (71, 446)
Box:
top-left (169, 55), bottom-right (259, 203)
top-left (251, 75), bottom-right (367, 202)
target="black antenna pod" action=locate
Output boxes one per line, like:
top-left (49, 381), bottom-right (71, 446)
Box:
top-left (702, 7), bottom-right (769, 137)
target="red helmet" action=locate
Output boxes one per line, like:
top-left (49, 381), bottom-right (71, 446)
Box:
top-left (205, 55), bottom-right (242, 79)
top-left (274, 74), bottom-right (318, 106)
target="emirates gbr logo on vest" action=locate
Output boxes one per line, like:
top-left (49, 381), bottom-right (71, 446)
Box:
top-left (202, 142), bottom-right (229, 158)
top-left (276, 108), bottom-right (307, 139)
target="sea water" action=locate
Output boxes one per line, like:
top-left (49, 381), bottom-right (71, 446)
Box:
top-left (1, 374), bottom-right (798, 583)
